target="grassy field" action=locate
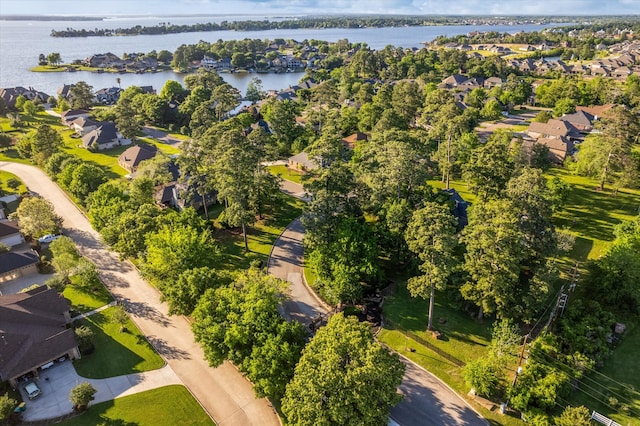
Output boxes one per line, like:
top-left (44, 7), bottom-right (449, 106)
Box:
top-left (58, 385), bottom-right (215, 426)
top-left (73, 307), bottom-right (164, 379)
top-left (267, 164), bottom-right (305, 184)
top-left (63, 274), bottom-right (114, 314)
top-left (212, 195), bottom-right (306, 270)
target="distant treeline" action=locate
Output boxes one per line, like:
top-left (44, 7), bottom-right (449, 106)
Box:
top-left (49, 15), bottom-right (577, 37)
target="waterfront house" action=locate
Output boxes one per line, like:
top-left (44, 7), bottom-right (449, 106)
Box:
top-left (82, 122), bottom-right (128, 151)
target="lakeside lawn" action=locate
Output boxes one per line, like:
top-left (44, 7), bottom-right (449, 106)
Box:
top-left (57, 385), bottom-right (215, 426)
top-left (73, 307), bottom-right (164, 379)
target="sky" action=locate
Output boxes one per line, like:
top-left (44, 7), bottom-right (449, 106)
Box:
top-left (1, 0), bottom-right (639, 17)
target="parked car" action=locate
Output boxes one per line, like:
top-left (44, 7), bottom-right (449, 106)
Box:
top-left (38, 233), bottom-right (62, 244)
top-left (24, 381), bottom-right (41, 400)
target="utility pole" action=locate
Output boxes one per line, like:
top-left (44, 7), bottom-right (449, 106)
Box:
top-left (511, 334), bottom-right (528, 387)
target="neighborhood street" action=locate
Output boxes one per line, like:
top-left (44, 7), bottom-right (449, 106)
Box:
top-left (0, 161), bottom-right (280, 426)
top-left (268, 182), bottom-right (487, 426)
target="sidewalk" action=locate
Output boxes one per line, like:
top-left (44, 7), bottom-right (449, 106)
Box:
top-left (71, 301), bottom-right (117, 321)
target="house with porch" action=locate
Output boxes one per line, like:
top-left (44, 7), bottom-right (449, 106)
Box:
top-left (82, 122), bottom-right (128, 151)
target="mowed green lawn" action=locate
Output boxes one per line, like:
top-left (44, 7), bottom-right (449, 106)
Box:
top-left (267, 164), bottom-right (305, 184)
top-left (73, 307), bottom-right (164, 379)
top-left (58, 385), bottom-right (215, 426)
top-left (0, 170), bottom-right (27, 193)
top-left (212, 195), bottom-right (306, 271)
top-left (63, 274), bottom-right (114, 314)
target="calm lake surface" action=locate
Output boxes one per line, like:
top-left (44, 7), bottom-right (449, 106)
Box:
top-left (0, 16), bottom-right (566, 96)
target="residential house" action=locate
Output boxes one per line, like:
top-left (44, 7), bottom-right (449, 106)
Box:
top-left (95, 87), bottom-right (121, 105)
top-left (527, 119), bottom-right (581, 141)
top-left (0, 286), bottom-right (80, 387)
top-left (60, 109), bottom-right (90, 125)
top-left (118, 143), bottom-right (158, 173)
top-left (444, 188), bottom-right (468, 229)
top-left (483, 77), bottom-right (504, 89)
top-left (0, 87), bottom-right (50, 110)
top-left (84, 52), bottom-right (123, 68)
top-left (0, 220), bottom-right (25, 247)
top-left (155, 181), bottom-right (215, 212)
top-left (341, 132), bottom-right (368, 150)
top-left (537, 136), bottom-right (574, 164)
top-left (0, 251), bottom-right (39, 283)
top-left (81, 122), bottom-right (127, 151)
top-left (56, 84), bottom-right (74, 101)
top-left (439, 74), bottom-right (468, 89)
top-left (69, 116), bottom-right (99, 136)
top-left (560, 110), bottom-right (596, 132)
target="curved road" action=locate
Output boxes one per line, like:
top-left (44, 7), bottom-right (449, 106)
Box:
top-left (268, 182), bottom-right (487, 426)
top-left (0, 162), bottom-right (280, 426)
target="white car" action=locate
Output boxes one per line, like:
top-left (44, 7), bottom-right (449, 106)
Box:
top-left (38, 233), bottom-right (62, 244)
top-left (24, 381), bottom-right (41, 400)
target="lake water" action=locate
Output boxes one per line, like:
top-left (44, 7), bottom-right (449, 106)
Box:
top-left (0, 16), bottom-right (566, 97)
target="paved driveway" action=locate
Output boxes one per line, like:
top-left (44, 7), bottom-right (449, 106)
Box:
top-left (268, 182), bottom-right (487, 426)
top-left (20, 361), bottom-right (181, 422)
top-left (1, 162), bottom-right (280, 426)
top-left (0, 272), bottom-right (54, 295)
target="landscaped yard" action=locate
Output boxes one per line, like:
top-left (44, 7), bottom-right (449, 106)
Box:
top-left (73, 307), bottom-right (164, 378)
top-left (267, 164), bottom-right (305, 184)
top-left (57, 385), bottom-right (215, 426)
top-left (0, 170), bottom-right (27, 193)
top-left (63, 274), bottom-right (113, 314)
top-left (212, 195), bottom-right (305, 270)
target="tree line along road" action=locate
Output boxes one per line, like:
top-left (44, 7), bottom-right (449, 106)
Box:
top-left (0, 161), bottom-right (280, 426)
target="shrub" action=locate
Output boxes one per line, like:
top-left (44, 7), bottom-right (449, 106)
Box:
top-left (463, 357), bottom-right (501, 398)
top-left (69, 382), bottom-right (96, 411)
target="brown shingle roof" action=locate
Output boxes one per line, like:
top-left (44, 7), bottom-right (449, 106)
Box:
top-left (0, 220), bottom-right (20, 238)
top-left (0, 287), bottom-right (76, 382)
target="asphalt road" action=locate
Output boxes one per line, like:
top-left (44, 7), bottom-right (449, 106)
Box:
top-left (268, 182), bottom-right (488, 426)
top-left (0, 161), bottom-right (280, 426)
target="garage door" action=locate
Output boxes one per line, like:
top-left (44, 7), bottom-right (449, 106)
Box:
top-left (0, 234), bottom-right (25, 247)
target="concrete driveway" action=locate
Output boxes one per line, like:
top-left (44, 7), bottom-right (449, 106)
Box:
top-left (19, 360), bottom-right (180, 422)
top-left (0, 272), bottom-right (54, 295)
top-left (0, 161), bottom-right (280, 426)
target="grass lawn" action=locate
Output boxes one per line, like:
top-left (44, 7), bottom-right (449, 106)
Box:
top-left (379, 283), bottom-right (526, 426)
top-left (0, 148), bottom-right (32, 164)
top-left (0, 170), bottom-right (27, 193)
top-left (212, 195), bottom-right (306, 270)
top-left (563, 322), bottom-right (640, 426)
top-left (63, 274), bottom-right (114, 314)
top-left (73, 307), bottom-right (164, 378)
top-left (546, 167), bottom-right (640, 261)
top-left (267, 164), bottom-right (305, 184)
top-left (58, 385), bottom-right (215, 426)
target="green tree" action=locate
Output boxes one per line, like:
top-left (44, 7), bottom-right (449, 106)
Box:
top-left (282, 313), bottom-right (405, 426)
top-left (245, 77), bottom-right (265, 103)
top-left (552, 97), bottom-right (576, 117)
top-left (159, 79), bottom-right (186, 101)
top-left (22, 124), bottom-right (63, 165)
top-left (162, 266), bottom-right (225, 316)
top-left (69, 382), bottom-right (97, 411)
top-left (15, 196), bottom-right (62, 238)
top-left (47, 52), bottom-right (61, 66)
top-left (50, 236), bottom-right (80, 280)
top-left (405, 202), bottom-right (458, 330)
top-left (111, 305), bottom-right (129, 332)
top-left (463, 131), bottom-right (515, 201)
top-left (191, 269), bottom-right (306, 402)
top-left (463, 357), bottom-right (501, 398)
top-left (114, 98), bottom-right (142, 141)
top-left (143, 225), bottom-right (219, 285)
top-left (23, 99), bottom-right (38, 115)
top-left (74, 325), bottom-right (95, 354)
top-left (69, 81), bottom-right (94, 109)
top-left (460, 199), bottom-right (525, 320)
top-left (64, 163), bottom-right (107, 201)
top-left (574, 134), bottom-right (635, 191)
top-left (0, 393), bottom-right (17, 421)
top-left (554, 405), bottom-right (592, 426)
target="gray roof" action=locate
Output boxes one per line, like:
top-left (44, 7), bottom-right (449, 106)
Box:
top-left (82, 122), bottom-right (119, 148)
top-left (0, 251), bottom-right (39, 274)
top-left (0, 220), bottom-right (20, 239)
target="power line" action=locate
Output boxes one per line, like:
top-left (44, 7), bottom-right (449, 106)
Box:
top-left (530, 352), bottom-right (640, 418)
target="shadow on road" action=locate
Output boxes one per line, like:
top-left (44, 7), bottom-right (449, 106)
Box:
top-left (121, 298), bottom-right (172, 328)
top-left (146, 336), bottom-right (191, 360)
